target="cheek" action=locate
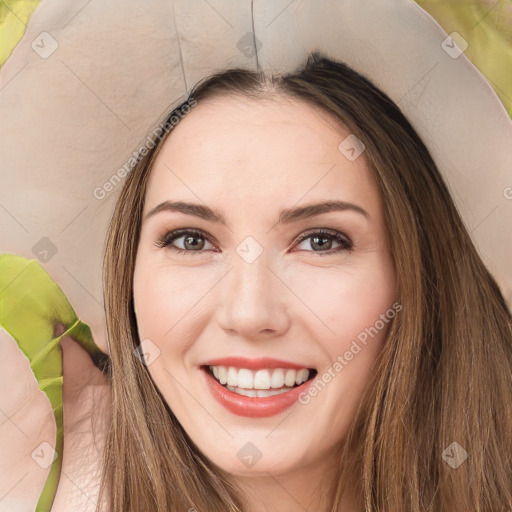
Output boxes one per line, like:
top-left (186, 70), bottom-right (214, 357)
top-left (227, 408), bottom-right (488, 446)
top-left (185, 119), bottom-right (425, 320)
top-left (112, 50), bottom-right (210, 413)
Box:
top-left (132, 258), bottom-right (214, 351)
top-left (291, 261), bottom-right (396, 426)
top-left (287, 256), bottom-right (396, 356)
top-left (133, 253), bottom-right (175, 345)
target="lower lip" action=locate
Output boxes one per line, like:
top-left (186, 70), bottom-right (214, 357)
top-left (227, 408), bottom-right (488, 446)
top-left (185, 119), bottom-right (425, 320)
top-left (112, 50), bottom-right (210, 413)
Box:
top-left (202, 367), bottom-right (315, 418)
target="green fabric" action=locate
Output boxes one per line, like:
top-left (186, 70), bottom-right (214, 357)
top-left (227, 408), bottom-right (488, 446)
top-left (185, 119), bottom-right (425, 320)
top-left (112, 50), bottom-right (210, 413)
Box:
top-left (0, 253), bottom-right (107, 512)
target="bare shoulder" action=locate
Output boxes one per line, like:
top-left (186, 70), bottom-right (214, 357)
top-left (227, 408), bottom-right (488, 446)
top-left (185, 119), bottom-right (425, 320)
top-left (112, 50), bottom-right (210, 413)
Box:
top-left (50, 336), bottom-right (111, 512)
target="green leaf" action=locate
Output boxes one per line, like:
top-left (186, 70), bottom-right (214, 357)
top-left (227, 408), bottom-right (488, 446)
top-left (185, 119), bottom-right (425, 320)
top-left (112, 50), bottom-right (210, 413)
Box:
top-left (0, 253), bottom-right (107, 511)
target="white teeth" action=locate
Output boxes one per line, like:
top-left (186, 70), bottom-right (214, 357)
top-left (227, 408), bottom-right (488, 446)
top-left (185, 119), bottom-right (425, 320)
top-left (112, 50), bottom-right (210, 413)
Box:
top-left (227, 367), bottom-right (238, 387)
top-left (284, 369), bottom-right (296, 387)
top-left (295, 368), bottom-right (309, 385)
top-left (226, 384), bottom-right (294, 397)
top-left (253, 369), bottom-right (271, 389)
top-left (218, 366), bottom-right (227, 385)
top-left (227, 385), bottom-right (257, 397)
top-left (271, 368), bottom-right (285, 388)
top-left (208, 365), bottom-right (312, 390)
top-left (237, 369), bottom-right (254, 389)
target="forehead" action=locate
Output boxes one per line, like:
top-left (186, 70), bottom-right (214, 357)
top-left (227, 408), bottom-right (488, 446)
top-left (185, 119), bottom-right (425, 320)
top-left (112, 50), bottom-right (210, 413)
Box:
top-left (143, 95), bottom-right (383, 224)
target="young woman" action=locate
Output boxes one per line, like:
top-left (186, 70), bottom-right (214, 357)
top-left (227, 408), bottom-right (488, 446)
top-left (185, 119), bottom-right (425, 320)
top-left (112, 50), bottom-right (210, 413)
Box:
top-left (97, 53), bottom-right (512, 511)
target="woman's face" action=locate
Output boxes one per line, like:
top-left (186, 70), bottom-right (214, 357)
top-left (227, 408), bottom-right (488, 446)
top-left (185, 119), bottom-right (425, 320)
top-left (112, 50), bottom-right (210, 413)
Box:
top-left (133, 94), bottom-right (397, 479)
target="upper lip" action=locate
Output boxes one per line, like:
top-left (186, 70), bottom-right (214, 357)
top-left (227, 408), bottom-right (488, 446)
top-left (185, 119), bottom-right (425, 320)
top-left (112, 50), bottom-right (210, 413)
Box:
top-left (201, 356), bottom-right (315, 370)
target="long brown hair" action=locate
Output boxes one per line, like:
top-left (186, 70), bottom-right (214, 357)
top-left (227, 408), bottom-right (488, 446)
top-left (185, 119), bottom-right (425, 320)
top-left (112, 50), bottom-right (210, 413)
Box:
top-left (97, 52), bottom-right (512, 511)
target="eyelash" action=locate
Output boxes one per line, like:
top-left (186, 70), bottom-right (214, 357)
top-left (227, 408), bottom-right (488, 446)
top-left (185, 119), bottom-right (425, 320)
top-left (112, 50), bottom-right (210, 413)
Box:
top-left (154, 228), bottom-right (353, 256)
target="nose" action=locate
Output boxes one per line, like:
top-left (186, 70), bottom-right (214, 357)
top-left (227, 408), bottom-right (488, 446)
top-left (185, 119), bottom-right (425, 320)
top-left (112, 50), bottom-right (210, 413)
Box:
top-left (216, 253), bottom-right (290, 340)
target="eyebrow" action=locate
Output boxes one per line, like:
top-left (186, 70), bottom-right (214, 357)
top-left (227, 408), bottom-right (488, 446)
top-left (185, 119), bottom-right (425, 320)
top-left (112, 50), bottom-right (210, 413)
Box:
top-left (145, 199), bottom-right (370, 227)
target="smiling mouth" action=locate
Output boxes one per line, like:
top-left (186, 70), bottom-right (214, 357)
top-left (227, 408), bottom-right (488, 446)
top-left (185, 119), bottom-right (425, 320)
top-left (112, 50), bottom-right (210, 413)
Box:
top-left (201, 365), bottom-right (318, 398)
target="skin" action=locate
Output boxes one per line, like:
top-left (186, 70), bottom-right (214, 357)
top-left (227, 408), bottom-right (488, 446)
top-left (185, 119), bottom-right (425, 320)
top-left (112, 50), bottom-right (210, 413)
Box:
top-left (133, 94), bottom-right (397, 512)
top-left (0, 330), bottom-right (109, 512)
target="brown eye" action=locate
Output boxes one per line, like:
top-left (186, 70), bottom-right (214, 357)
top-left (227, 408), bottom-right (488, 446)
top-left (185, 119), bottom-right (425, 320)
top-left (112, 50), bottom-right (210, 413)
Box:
top-left (154, 228), bottom-right (352, 256)
top-left (155, 229), bottom-right (215, 255)
top-left (293, 229), bottom-right (352, 254)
